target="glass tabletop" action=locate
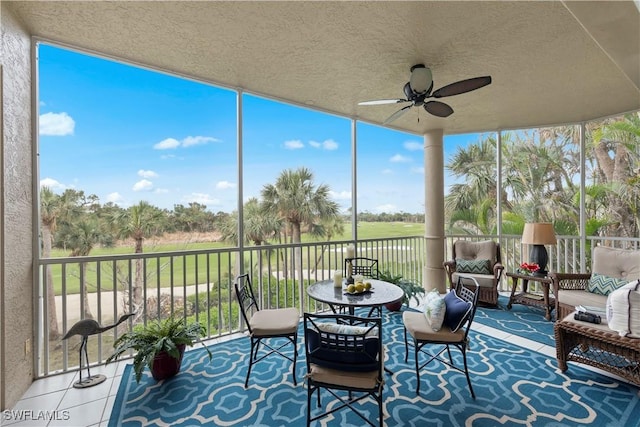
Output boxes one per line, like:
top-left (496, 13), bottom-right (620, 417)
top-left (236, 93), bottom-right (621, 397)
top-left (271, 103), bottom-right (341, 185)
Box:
top-left (307, 279), bottom-right (404, 307)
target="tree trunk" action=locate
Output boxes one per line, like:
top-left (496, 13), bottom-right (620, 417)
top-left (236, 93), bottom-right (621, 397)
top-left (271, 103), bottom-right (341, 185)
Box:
top-left (80, 262), bottom-right (93, 320)
top-left (292, 222), bottom-right (304, 312)
top-left (42, 226), bottom-right (61, 340)
top-left (133, 237), bottom-right (144, 321)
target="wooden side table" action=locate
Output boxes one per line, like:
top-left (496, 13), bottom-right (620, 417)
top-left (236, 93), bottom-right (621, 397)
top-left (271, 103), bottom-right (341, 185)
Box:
top-left (506, 272), bottom-right (555, 321)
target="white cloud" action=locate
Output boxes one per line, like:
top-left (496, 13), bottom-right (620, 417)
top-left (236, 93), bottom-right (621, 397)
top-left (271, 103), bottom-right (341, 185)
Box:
top-left (216, 180), bottom-right (236, 190)
top-left (155, 136), bottom-right (220, 150)
top-left (132, 179), bottom-right (153, 192)
top-left (138, 169), bottom-right (158, 178)
top-left (106, 192), bottom-right (124, 204)
top-left (375, 203), bottom-right (398, 213)
top-left (182, 136), bottom-right (219, 147)
top-left (381, 169), bottom-right (393, 175)
top-left (154, 138), bottom-right (181, 150)
top-left (329, 190), bottom-right (351, 200)
top-left (309, 139), bottom-right (339, 150)
top-left (39, 112), bottom-right (75, 136)
top-left (154, 188), bottom-right (169, 194)
top-left (322, 139), bottom-right (338, 150)
top-left (411, 166), bottom-right (425, 174)
top-left (39, 177), bottom-right (66, 190)
top-left (284, 139), bottom-right (304, 149)
top-left (404, 141), bottom-right (423, 151)
top-left (390, 154), bottom-right (411, 163)
top-left (184, 192), bottom-right (220, 206)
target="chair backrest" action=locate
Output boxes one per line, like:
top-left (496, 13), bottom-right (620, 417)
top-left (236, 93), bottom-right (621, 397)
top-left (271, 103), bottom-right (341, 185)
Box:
top-left (234, 274), bottom-right (259, 333)
top-left (304, 313), bottom-right (382, 374)
top-left (453, 275), bottom-right (480, 338)
top-left (452, 240), bottom-right (501, 268)
top-left (592, 246), bottom-right (640, 280)
top-left (345, 257), bottom-right (379, 279)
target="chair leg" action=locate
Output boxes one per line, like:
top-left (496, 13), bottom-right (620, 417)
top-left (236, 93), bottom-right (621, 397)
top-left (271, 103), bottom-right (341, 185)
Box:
top-left (403, 328), bottom-right (409, 363)
top-left (414, 339), bottom-right (421, 394)
top-left (306, 383), bottom-right (313, 426)
top-left (245, 337), bottom-right (258, 388)
top-left (446, 345), bottom-right (454, 364)
top-left (461, 344), bottom-right (475, 399)
top-left (291, 334), bottom-right (298, 386)
top-left (378, 385), bottom-right (384, 427)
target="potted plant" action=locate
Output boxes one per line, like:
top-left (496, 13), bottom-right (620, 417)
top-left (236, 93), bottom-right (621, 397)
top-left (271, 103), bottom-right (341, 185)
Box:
top-left (106, 316), bottom-right (212, 383)
top-left (378, 270), bottom-right (426, 311)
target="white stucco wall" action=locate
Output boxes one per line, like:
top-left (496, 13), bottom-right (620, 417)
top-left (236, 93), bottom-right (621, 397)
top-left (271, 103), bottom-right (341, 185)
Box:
top-left (1, 3), bottom-right (35, 410)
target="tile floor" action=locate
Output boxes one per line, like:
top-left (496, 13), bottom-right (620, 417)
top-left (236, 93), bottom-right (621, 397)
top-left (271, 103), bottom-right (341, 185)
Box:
top-left (1, 297), bottom-right (627, 427)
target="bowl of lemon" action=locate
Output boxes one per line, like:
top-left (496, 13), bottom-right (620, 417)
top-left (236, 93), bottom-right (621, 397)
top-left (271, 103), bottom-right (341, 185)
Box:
top-left (345, 280), bottom-right (372, 294)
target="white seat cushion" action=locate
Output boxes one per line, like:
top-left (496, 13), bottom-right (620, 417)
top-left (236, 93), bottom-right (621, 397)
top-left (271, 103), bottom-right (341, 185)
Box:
top-left (250, 307), bottom-right (299, 336)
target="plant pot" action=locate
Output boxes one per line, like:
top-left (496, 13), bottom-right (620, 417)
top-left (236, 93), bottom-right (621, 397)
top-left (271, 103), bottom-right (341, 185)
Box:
top-left (384, 299), bottom-right (403, 312)
top-left (151, 344), bottom-right (186, 381)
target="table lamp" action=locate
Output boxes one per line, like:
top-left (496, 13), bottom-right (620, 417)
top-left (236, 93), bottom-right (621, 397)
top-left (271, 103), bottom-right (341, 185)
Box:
top-left (521, 222), bottom-right (556, 277)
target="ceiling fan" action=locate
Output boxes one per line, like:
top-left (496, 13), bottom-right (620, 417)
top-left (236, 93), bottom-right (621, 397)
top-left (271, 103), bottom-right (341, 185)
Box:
top-left (359, 64), bottom-right (492, 124)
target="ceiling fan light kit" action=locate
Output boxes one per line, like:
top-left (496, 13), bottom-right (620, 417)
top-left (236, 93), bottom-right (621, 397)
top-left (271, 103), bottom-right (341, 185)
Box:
top-left (359, 64), bottom-right (492, 124)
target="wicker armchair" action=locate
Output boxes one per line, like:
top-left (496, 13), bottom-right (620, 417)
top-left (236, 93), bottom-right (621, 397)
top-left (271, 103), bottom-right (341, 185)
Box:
top-left (549, 246), bottom-right (640, 320)
top-left (551, 246), bottom-right (640, 386)
top-left (443, 240), bottom-right (503, 306)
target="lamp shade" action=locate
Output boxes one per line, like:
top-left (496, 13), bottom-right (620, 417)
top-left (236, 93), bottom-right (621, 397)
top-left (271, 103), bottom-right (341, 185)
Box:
top-left (521, 223), bottom-right (557, 245)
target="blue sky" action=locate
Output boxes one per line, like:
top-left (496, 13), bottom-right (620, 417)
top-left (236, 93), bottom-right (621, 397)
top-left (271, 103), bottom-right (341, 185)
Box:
top-left (38, 43), bottom-right (480, 214)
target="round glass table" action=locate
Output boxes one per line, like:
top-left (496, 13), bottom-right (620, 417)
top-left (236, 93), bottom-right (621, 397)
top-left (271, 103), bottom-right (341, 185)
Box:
top-left (307, 279), bottom-right (404, 315)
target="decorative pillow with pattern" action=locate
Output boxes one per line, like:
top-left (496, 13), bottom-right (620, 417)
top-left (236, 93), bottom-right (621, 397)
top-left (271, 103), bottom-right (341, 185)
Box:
top-left (587, 272), bottom-right (629, 296)
top-left (456, 258), bottom-right (491, 275)
top-left (423, 290), bottom-right (446, 331)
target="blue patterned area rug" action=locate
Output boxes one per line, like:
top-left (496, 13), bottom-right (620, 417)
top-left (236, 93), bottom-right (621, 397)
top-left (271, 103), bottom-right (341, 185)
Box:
top-left (473, 295), bottom-right (556, 347)
top-left (110, 309), bottom-right (640, 427)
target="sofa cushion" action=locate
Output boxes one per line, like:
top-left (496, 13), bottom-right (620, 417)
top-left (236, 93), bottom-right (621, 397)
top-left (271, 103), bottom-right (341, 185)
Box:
top-left (456, 259), bottom-right (491, 275)
top-left (592, 246), bottom-right (640, 281)
top-left (454, 240), bottom-right (497, 266)
top-left (557, 288), bottom-right (607, 310)
top-left (443, 290), bottom-right (472, 332)
top-left (452, 272), bottom-right (494, 288)
top-left (423, 290), bottom-right (446, 331)
top-left (587, 273), bottom-right (628, 296)
top-left (606, 280), bottom-right (640, 338)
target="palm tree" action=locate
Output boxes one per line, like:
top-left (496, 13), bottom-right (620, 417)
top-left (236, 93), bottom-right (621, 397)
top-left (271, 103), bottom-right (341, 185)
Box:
top-left (591, 112), bottom-right (640, 239)
top-left (261, 167), bottom-right (340, 293)
top-left (219, 198), bottom-right (282, 247)
top-left (40, 187), bottom-right (62, 339)
top-left (58, 217), bottom-right (102, 320)
top-left (114, 201), bottom-right (165, 318)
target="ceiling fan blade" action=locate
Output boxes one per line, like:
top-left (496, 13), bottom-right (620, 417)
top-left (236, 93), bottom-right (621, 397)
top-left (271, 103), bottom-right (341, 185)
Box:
top-left (432, 76), bottom-right (492, 98)
top-left (383, 105), bottom-right (413, 124)
top-left (424, 101), bottom-right (454, 117)
top-left (358, 99), bottom-right (410, 106)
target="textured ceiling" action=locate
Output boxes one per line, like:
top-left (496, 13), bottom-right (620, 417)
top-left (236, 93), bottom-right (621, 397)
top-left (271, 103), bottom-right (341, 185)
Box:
top-left (6, 1), bottom-right (640, 135)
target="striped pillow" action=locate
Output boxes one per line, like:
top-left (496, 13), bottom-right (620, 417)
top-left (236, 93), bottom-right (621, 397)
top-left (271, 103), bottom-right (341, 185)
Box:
top-left (456, 259), bottom-right (491, 275)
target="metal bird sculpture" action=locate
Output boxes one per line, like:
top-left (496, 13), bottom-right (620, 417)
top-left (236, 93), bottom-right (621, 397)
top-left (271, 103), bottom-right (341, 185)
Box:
top-left (63, 312), bottom-right (135, 388)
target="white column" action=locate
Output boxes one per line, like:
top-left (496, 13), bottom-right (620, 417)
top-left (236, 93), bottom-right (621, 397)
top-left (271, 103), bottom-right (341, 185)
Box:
top-left (423, 129), bottom-right (446, 292)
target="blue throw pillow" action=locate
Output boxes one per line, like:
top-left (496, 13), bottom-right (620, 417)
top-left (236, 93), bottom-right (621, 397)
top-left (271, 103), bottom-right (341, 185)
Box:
top-left (456, 259), bottom-right (491, 275)
top-left (443, 290), bottom-right (472, 332)
top-left (306, 324), bottom-right (379, 372)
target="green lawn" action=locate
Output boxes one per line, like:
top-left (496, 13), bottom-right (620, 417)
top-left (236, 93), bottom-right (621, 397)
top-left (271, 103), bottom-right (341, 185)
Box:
top-left (45, 222), bottom-right (424, 295)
